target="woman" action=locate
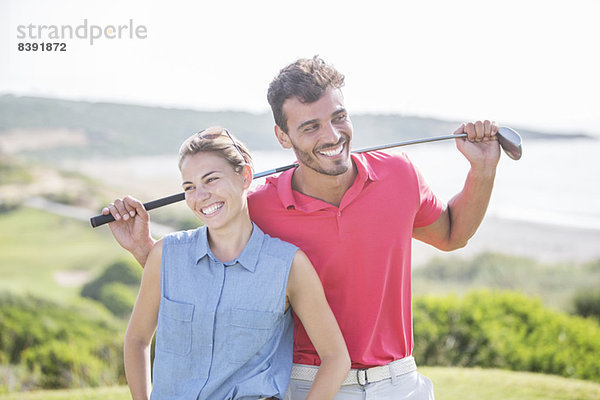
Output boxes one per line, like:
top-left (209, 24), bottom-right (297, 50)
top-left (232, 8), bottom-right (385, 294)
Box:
top-left (123, 127), bottom-right (350, 399)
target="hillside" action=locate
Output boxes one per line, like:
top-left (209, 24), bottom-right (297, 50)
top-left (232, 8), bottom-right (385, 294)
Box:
top-left (1, 94), bottom-right (591, 160)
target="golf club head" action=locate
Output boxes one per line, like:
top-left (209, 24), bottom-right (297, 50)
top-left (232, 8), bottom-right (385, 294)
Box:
top-left (497, 126), bottom-right (523, 160)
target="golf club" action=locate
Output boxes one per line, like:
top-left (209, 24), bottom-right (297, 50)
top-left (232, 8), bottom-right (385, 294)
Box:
top-left (90, 126), bottom-right (522, 228)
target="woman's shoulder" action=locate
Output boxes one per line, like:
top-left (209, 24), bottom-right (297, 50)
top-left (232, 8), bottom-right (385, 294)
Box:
top-left (257, 226), bottom-right (299, 260)
top-left (163, 226), bottom-right (206, 245)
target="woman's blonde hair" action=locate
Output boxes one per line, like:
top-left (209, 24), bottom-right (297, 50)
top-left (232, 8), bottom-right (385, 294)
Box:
top-left (178, 126), bottom-right (253, 172)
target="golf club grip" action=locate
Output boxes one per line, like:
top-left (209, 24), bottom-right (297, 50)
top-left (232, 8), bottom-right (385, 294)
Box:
top-left (89, 166), bottom-right (297, 228)
top-left (90, 192), bottom-right (185, 228)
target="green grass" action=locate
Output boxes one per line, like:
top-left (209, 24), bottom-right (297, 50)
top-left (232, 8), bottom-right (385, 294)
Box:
top-left (0, 207), bottom-right (132, 301)
top-left (1, 368), bottom-right (599, 400)
top-left (422, 367), bottom-right (600, 400)
top-left (0, 385), bottom-right (130, 400)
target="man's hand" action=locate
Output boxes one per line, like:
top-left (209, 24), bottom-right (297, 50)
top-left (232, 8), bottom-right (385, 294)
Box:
top-left (102, 196), bottom-right (155, 267)
top-left (454, 120), bottom-right (501, 169)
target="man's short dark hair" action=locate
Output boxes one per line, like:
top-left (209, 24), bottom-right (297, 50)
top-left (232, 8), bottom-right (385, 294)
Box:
top-left (267, 56), bottom-right (345, 133)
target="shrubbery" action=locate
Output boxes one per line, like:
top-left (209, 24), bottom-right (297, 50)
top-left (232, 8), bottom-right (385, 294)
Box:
top-left (0, 201), bottom-right (20, 214)
top-left (413, 290), bottom-right (600, 382)
top-left (571, 259), bottom-right (600, 320)
top-left (3, 256), bottom-right (600, 394)
top-left (573, 290), bottom-right (600, 320)
top-left (0, 293), bottom-right (124, 391)
top-left (81, 258), bottom-right (141, 317)
top-left (99, 282), bottom-right (139, 318)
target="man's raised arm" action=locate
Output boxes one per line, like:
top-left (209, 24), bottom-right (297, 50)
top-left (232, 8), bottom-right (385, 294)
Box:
top-left (413, 120), bottom-right (501, 251)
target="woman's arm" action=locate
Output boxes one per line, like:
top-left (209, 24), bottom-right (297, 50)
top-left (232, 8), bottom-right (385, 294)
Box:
top-left (124, 239), bottom-right (163, 400)
top-left (286, 250), bottom-right (350, 400)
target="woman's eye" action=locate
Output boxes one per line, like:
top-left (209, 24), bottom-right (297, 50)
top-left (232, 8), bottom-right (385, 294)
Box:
top-left (184, 186), bottom-right (195, 192)
top-left (206, 177), bottom-right (218, 183)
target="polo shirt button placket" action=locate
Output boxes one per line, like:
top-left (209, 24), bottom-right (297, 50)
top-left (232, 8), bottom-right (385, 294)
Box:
top-left (336, 209), bottom-right (343, 235)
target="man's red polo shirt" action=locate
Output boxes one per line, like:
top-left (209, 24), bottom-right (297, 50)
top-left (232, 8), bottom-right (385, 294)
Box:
top-left (248, 151), bottom-right (443, 369)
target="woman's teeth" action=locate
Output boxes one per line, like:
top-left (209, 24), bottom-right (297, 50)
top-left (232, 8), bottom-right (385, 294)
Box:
top-left (201, 202), bottom-right (224, 215)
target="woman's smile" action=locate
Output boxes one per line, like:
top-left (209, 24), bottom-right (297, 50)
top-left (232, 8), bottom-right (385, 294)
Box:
top-left (200, 201), bottom-right (224, 216)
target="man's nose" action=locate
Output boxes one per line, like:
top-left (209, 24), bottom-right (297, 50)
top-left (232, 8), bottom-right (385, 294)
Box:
top-left (322, 122), bottom-right (341, 143)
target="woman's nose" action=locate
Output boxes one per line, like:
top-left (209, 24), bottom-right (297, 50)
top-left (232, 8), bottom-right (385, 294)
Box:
top-left (194, 186), bottom-right (211, 201)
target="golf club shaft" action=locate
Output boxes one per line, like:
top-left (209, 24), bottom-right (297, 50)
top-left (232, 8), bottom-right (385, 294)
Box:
top-left (253, 133), bottom-right (469, 179)
top-left (90, 129), bottom-right (516, 228)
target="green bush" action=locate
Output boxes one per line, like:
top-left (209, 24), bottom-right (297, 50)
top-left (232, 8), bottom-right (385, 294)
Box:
top-left (81, 259), bottom-right (141, 318)
top-left (81, 259), bottom-right (141, 302)
top-left (573, 290), bottom-right (600, 320)
top-left (0, 201), bottom-right (20, 214)
top-left (22, 341), bottom-right (105, 389)
top-left (413, 290), bottom-right (600, 382)
top-left (99, 283), bottom-right (137, 318)
top-left (0, 293), bottom-right (124, 391)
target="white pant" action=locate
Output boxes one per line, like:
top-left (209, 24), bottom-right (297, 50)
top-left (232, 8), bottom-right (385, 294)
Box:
top-left (284, 370), bottom-right (434, 400)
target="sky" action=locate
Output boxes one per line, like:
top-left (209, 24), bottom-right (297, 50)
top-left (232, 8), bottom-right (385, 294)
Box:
top-left (1, 0), bottom-right (599, 135)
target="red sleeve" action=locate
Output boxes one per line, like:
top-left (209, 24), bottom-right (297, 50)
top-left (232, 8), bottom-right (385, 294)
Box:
top-left (410, 158), bottom-right (444, 228)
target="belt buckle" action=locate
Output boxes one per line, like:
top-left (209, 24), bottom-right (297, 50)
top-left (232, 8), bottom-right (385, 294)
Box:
top-left (356, 368), bottom-right (368, 387)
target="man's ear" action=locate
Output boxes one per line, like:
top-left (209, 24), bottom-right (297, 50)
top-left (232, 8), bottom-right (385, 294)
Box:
top-left (274, 125), bottom-right (293, 149)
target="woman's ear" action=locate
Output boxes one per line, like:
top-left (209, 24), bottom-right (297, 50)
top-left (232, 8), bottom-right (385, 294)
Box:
top-left (241, 164), bottom-right (253, 189)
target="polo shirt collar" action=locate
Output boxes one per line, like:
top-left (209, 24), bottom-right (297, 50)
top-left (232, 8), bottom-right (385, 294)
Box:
top-left (354, 152), bottom-right (379, 181)
top-left (272, 153), bottom-right (378, 211)
top-left (195, 223), bottom-right (264, 272)
top-left (195, 227), bottom-right (210, 262)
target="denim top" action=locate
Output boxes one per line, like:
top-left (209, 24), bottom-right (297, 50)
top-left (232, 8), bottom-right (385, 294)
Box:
top-left (151, 223), bottom-right (297, 400)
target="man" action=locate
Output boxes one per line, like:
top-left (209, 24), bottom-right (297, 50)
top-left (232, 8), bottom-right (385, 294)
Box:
top-left (104, 56), bottom-right (500, 399)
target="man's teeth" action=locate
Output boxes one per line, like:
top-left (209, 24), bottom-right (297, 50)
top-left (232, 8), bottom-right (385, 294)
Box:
top-left (319, 145), bottom-right (344, 157)
top-left (201, 202), bottom-right (224, 215)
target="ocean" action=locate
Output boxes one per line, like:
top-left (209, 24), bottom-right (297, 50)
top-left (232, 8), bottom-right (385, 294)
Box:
top-left (399, 138), bottom-right (600, 231)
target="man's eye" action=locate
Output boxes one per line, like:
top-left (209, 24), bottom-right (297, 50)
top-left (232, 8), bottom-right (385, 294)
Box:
top-left (336, 114), bottom-right (347, 121)
top-left (184, 186), bottom-right (195, 192)
top-left (303, 124), bottom-right (318, 133)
